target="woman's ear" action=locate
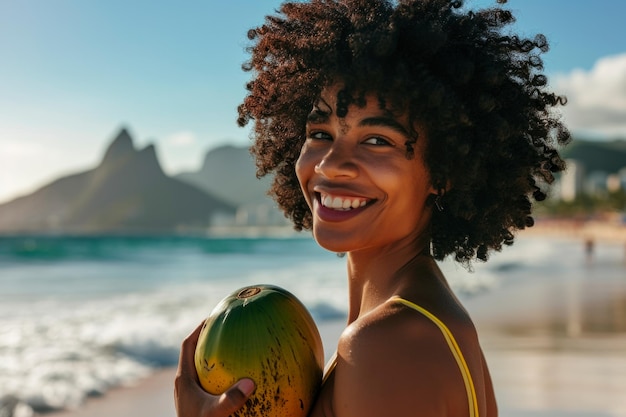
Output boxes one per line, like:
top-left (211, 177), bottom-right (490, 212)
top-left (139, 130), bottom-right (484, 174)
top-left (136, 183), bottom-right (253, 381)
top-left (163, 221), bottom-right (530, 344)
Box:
top-left (429, 180), bottom-right (451, 212)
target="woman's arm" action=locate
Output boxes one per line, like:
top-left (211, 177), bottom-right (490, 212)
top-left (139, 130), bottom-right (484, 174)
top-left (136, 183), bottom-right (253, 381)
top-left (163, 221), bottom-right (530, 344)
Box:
top-left (174, 323), bottom-right (255, 417)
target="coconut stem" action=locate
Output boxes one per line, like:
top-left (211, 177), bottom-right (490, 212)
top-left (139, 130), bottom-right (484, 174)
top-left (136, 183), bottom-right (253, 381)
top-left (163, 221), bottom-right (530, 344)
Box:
top-left (237, 287), bottom-right (262, 298)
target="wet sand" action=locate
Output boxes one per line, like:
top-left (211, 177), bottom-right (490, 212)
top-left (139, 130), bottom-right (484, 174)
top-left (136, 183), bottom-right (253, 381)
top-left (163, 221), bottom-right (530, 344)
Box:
top-left (50, 368), bottom-right (178, 417)
top-left (464, 237), bottom-right (626, 417)
top-left (469, 300), bottom-right (626, 417)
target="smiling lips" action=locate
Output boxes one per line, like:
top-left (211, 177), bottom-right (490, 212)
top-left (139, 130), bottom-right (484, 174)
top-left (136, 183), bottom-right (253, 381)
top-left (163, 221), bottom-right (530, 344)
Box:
top-left (319, 193), bottom-right (370, 211)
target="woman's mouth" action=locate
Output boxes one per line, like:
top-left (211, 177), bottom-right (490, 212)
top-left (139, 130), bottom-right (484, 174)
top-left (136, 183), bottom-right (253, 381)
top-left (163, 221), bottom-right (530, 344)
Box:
top-left (319, 193), bottom-right (370, 211)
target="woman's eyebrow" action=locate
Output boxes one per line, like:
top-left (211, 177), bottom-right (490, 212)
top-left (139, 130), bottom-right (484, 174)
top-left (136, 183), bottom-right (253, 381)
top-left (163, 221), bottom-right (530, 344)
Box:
top-left (307, 97), bottom-right (333, 125)
top-left (306, 110), bottom-right (330, 124)
top-left (359, 116), bottom-right (410, 137)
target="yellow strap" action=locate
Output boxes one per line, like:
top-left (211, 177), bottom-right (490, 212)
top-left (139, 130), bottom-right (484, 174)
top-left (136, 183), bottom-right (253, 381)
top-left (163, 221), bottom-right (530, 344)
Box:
top-left (391, 296), bottom-right (479, 417)
top-left (322, 351), bottom-right (337, 385)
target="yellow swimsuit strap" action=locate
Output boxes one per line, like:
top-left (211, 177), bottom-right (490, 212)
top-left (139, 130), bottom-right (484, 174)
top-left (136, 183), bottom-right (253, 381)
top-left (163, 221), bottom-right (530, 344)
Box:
top-left (391, 296), bottom-right (479, 417)
top-left (322, 351), bottom-right (337, 385)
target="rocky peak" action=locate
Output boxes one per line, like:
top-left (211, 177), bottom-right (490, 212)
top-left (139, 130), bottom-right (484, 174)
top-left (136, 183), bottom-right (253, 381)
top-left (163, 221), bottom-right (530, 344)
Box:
top-left (135, 143), bottom-right (165, 177)
top-left (101, 127), bottom-right (134, 164)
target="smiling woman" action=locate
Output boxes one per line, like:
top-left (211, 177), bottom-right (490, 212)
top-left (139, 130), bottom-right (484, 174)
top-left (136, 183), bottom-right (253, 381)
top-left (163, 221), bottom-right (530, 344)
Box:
top-left (296, 86), bottom-right (435, 255)
top-left (175, 1), bottom-right (570, 416)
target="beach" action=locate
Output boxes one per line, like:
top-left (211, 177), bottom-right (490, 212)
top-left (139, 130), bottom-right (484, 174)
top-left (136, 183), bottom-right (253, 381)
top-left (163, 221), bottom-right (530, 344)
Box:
top-left (2, 231), bottom-right (626, 417)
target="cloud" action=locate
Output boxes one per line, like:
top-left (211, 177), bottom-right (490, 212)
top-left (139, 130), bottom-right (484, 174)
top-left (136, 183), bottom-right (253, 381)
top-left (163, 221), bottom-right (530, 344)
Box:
top-left (0, 139), bottom-right (82, 204)
top-left (164, 131), bottom-right (197, 147)
top-left (156, 131), bottom-right (205, 175)
top-left (0, 141), bottom-right (47, 157)
top-left (553, 53), bottom-right (626, 138)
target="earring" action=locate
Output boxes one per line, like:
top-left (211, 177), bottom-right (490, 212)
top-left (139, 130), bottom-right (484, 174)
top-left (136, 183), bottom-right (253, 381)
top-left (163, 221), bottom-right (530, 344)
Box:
top-left (434, 189), bottom-right (445, 212)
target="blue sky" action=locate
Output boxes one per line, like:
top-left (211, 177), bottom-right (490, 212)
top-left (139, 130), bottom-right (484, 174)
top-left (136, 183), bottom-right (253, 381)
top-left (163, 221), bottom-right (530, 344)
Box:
top-left (1, 0), bottom-right (625, 204)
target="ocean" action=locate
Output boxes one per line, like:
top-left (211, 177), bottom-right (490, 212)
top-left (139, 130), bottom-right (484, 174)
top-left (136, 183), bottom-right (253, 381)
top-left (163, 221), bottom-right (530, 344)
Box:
top-left (0, 233), bottom-right (621, 414)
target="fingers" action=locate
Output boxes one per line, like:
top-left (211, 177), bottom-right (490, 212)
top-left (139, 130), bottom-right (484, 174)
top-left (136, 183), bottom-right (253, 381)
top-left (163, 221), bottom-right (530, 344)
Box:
top-left (175, 321), bottom-right (209, 416)
top-left (217, 378), bottom-right (256, 415)
top-left (175, 375), bottom-right (256, 417)
top-left (174, 371), bottom-right (210, 417)
top-left (177, 321), bottom-right (205, 380)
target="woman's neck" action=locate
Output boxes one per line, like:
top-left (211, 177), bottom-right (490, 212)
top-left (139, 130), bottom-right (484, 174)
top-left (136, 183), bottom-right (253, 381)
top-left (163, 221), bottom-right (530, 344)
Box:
top-left (344, 238), bottom-right (435, 323)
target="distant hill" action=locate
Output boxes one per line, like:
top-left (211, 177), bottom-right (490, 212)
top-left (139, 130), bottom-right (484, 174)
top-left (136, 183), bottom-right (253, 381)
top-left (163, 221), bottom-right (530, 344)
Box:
top-left (0, 128), bottom-right (235, 234)
top-left (176, 145), bottom-right (272, 207)
top-left (562, 138), bottom-right (626, 174)
top-left (175, 146), bottom-right (291, 228)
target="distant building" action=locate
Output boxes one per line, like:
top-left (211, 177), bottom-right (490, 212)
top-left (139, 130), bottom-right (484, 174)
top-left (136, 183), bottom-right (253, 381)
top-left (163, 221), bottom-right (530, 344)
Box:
top-left (560, 159), bottom-right (586, 202)
top-left (233, 201), bottom-right (291, 227)
top-left (617, 167), bottom-right (626, 191)
top-left (211, 201), bottom-right (290, 228)
top-left (607, 174), bottom-right (621, 193)
top-left (585, 171), bottom-right (609, 196)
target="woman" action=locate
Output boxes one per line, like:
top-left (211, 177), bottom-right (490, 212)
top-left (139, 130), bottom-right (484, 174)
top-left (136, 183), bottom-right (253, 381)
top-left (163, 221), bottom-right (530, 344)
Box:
top-left (175, 0), bottom-right (569, 416)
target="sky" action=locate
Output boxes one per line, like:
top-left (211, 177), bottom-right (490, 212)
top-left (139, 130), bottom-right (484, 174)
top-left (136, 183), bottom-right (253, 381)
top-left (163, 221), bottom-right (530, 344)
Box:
top-left (1, 0), bottom-right (625, 204)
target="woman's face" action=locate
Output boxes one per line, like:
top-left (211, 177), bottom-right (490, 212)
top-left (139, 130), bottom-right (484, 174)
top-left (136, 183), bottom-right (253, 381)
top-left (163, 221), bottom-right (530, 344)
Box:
top-left (296, 85), bottom-right (436, 254)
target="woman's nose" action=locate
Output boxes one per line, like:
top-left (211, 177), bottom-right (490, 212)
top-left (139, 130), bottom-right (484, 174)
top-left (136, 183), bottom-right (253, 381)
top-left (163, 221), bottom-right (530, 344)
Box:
top-left (314, 141), bottom-right (358, 179)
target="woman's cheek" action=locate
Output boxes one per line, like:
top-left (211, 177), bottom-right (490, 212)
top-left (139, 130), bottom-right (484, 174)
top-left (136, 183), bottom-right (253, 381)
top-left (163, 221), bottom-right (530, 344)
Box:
top-left (295, 151), bottom-right (312, 205)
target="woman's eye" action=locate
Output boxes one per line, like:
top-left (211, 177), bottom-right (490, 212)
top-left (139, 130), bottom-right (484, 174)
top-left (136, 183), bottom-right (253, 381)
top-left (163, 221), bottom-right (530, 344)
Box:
top-left (363, 136), bottom-right (391, 146)
top-left (308, 131), bottom-right (332, 141)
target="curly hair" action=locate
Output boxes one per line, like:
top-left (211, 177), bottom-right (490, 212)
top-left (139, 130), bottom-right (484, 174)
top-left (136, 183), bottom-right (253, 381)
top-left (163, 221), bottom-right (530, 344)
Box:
top-left (237, 0), bottom-right (570, 265)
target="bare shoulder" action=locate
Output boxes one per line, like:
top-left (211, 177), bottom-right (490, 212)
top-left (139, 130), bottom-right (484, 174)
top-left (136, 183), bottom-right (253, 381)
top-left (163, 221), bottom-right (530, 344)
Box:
top-left (331, 299), bottom-right (477, 417)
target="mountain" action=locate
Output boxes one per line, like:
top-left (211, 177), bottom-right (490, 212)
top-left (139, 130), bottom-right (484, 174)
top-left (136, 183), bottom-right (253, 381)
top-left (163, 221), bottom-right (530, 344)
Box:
top-left (562, 138), bottom-right (626, 174)
top-left (0, 128), bottom-right (235, 234)
top-left (175, 145), bottom-right (291, 228)
top-left (176, 145), bottom-right (273, 207)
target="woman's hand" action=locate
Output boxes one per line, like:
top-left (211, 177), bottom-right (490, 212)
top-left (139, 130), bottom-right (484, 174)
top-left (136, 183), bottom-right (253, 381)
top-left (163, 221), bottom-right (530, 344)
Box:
top-left (175, 322), bottom-right (255, 417)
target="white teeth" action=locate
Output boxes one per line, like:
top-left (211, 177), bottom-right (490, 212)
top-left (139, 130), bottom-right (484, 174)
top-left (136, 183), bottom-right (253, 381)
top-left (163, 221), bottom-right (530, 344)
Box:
top-left (320, 194), bottom-right (368, 210)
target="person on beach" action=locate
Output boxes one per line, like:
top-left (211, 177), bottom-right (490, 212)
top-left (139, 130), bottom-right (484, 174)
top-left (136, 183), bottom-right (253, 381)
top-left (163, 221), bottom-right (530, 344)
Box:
top-left (175, 0), bottom-right (569, 416)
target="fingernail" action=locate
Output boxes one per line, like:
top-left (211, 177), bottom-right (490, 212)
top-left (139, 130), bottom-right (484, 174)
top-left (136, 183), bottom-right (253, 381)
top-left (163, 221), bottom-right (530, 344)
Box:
top-left (237, 379), bottom-right (255, 396)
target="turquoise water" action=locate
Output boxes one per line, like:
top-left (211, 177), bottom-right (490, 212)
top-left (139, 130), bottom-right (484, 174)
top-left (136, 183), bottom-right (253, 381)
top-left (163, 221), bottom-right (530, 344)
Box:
top-left (0, 235), bottom-right (338, 301)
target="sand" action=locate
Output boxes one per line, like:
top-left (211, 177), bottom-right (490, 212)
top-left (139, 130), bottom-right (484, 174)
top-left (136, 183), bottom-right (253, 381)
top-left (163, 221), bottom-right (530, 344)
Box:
top-left (50, 369), bottom-right (178, 417)
top-left (45, 233), bottom-right (626, 417)
top-left (467, 293), bottom-right (626, 417)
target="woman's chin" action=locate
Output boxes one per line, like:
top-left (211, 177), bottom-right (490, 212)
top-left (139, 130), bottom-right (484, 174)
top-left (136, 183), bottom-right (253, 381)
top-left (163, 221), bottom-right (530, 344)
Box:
top-left (312, 230), bottom-right (354, 254)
